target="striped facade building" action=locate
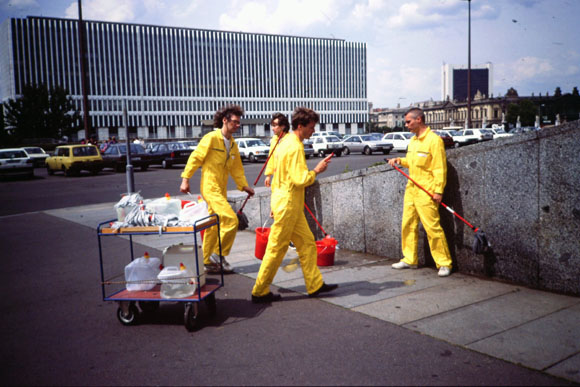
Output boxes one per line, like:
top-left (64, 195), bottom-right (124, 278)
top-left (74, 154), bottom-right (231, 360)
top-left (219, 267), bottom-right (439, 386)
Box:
top-left (0, 16), bottom-right (368, 140)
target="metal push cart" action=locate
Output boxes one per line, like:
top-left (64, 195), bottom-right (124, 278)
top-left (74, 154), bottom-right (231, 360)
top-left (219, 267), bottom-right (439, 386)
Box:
top-left (97, 214), bottom-right (223, 332)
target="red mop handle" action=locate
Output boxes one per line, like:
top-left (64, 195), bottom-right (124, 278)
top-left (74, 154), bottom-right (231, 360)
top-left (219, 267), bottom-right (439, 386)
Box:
top-left (390, 162), bottom-right (478, 232)
top-left (254, 132), bottom-right (285, 186)
top-left (304, 203), bottom-right (327, 235)
top-left (238, 194), bottom-right (250, 214)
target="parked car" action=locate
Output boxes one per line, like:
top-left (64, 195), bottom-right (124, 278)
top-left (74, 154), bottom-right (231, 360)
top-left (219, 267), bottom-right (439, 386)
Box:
top-left (341, 134), bottom-right (393, 155)
top-left (46, 144), bottom-right (104, 176)
top-left (22, 147), bottom-right (49, 167)
top-left (146, 142), bottom-right (192, 169)
top-left (236, 138), bottom-right (270, 162)
top-left (432, 130), bottom-right (455, 148)
top-left (312, 131), bottom-right (340, 138)
top-left (178, 140), bottom-right (199, 151)
top-left (489, 127), bottom-right (514, 139)
top-left (452, 129), bottom-right (493, 148)
top-left (311, 135), bottom-right (345, 157)
top-left (0, 148), bottom-right (34, 179)
top-left (382, 132), bottom-right (414, 152)
top-left (101, 143), bottom-right (155, 172)
top-left (303, 140), bottom-right (314, 159)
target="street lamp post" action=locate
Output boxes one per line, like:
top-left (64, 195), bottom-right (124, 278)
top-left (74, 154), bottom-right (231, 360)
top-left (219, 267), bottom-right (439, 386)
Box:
top-left (78, 0), bottom-right (91, 141)
top-left (466, 0), bottom-right (472, 129)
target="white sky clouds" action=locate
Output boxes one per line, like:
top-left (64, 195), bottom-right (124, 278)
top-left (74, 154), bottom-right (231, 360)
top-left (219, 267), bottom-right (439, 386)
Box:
top-left (1, 0), bottom-right (578, 107)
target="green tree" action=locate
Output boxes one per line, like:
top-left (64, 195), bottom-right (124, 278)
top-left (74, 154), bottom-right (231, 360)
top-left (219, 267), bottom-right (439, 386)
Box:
top-left (3, 83), bottom-right (80, 143)
top-left (506, 100), bottom-right (536, 127)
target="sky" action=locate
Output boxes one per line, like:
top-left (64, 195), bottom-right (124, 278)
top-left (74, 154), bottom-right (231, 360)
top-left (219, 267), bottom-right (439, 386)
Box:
top-left (1, 0), bottom-right (579, 108)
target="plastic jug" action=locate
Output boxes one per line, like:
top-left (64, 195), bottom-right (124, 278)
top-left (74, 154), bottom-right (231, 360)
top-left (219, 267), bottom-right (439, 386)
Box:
top-left (124, 252), bottom-right (161, 291)
top-left (162, 244), bottom-right (205, 287)
top-left (158, 263), bottom-right (195, 299)
top-left (146, 193), bottom-right (181, 219)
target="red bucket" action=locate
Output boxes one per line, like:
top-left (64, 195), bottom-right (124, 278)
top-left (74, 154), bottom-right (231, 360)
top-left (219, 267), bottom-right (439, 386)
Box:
top-left (255, 227), bottom-right (270, 260)
top-left (316, 236), bottom-right (338, 266)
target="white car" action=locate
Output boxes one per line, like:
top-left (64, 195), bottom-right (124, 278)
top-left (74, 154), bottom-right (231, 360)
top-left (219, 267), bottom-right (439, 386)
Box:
top-left (489, 128), bottom-right (514, 139)
top-left (0, 148), bottom-right (35, 179)
top-left (311, 135), bottom-right (345, 157)
top-left (382, 132), bottom-right (414, 152)
top-left (22, 147), bottom-right (50, 167)
top-left (236, 138), bottom-right (270, 162)
top-left (452, 129), bottom-right (494, 147)
top-left (341, 134), bottom-right (393, 155)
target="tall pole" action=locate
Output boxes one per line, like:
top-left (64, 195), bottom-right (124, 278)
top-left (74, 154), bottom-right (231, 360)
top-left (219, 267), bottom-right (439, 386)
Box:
top-left (467, 0), bottom-right (472, 128)
top-left (78, 0), bottom-right (91, 141)
top-left (123, 101), bottom-right (135, 194)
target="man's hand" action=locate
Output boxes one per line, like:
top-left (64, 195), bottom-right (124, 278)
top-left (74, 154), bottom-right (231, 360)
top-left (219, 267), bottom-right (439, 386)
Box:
top-left (388, 157), bottom-right (400, 167)
top-left (243, 186), bottom-right (255, 196)
top-left (264, 176), bottom-right (271, 187)
top-left (313, 154), bottom-right (332, 174)
top-left (432, 193), bottom-right (442, 204)
top-left (180, 178), bottom-right (190, 194)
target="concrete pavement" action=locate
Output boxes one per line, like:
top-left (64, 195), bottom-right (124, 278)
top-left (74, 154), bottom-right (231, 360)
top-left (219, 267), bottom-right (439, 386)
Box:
top-left (46, 201), bottom-right (580, 384)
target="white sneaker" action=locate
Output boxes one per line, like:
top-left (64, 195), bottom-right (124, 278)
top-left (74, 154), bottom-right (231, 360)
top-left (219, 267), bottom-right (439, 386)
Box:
top-left (438, 266), bottom-right (451, 277)
top-left (391, 261), bottom-right (417, 270)
top-left (210, 253), bottom-right (234, 273)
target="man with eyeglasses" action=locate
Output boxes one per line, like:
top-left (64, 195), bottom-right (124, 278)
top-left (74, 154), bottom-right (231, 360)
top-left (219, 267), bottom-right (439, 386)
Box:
top-left (388, 107), bottom-right (453, 277)
top-left (180, 105), bottom-right (255, 274)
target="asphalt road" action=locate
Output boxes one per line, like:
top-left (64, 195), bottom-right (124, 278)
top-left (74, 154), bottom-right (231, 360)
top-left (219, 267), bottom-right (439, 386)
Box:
top-left (0, 149), bottom-right (569, 385)
top-left (0, 152), bottom-right (396, 216)
top-left (1, 212), bottom-right (567, 386)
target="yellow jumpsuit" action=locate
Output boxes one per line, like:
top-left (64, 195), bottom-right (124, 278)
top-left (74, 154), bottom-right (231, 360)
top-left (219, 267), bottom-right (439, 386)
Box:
top-left (252, 133), bottom-right (324, 296)
top-left (181, 129), bottom-right (249, 264)
top-left (398, 127), bottom-right (452, 269)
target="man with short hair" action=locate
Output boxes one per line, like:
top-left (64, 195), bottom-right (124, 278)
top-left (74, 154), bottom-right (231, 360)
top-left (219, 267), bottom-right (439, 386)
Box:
top-left (388, 107), bottom-right (453, 277)
top-left (264, 112), bottom-right (290, 188)
top-left (251, 107), bottom-right (338, 303)
top-left (180, 105), bottom-right (255, 273)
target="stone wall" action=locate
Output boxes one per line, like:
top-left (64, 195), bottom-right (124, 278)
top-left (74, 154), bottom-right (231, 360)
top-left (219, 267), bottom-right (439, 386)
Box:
top-left (230, 120), bottom-right (580, 296)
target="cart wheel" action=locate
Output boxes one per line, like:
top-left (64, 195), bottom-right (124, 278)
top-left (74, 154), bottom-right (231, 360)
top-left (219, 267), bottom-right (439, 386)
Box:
top-left (184, 302), bottom-right (199, 332)
top-left (117, 302), bottom-right (139, 326)
top-left (139, 301), bottom-right (160, 313)
top-left (205, 293), bottom-right (217, 317)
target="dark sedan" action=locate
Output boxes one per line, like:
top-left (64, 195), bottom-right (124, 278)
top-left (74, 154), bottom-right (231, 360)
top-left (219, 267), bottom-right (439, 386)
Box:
top-left (146, 142), bottom-right (192, 169)
top-left (433, 130), bottom-right (455, 149)
top-left (101, 143), bottom-right (153, 172)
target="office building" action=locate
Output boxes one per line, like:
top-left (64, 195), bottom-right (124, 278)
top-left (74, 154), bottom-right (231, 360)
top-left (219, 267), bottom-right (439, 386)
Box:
top-left (1, 16), bottom-right (368, 140)
top-left (442, 62), bottom-right (493, 102)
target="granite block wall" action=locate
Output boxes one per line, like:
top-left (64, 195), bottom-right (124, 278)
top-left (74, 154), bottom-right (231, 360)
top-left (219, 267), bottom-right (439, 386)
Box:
top-left (230, 120), bottom-right (580, 295)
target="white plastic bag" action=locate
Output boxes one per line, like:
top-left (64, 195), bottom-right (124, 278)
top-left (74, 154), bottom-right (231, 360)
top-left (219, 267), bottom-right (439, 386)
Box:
top-left (124, 253), bottom-right (161, 291)
top-left (178, 200), bottom-right (209, 224)
top-left (114, 192), bottom-right (143, 222)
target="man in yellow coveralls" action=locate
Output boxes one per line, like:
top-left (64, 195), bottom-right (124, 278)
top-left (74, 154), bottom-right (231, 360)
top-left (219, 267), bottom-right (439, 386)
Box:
top-left (388, 107), bottom-right (452, 277)
top-left (264, 112), bottom-right (290, 188)
top-left (251, 107), bottom-right (338, 303)
top-left (180, 105), bottom-right (255, 274)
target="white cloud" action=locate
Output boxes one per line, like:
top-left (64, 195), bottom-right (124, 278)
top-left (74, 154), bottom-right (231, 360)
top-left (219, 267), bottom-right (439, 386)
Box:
top-left (498, 56), bottom-right (554, 84)
top-left (218, 0), bottom-right (339, 35)
top-left (386, 0), bottom-right (498, 30)
top-left (5, 0), bottom-right (38, 8)
top-left (65, 0), bottom-right (136, 22)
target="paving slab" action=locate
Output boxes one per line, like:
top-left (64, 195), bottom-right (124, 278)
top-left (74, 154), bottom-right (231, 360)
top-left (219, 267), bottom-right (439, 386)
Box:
top-left (546, 352), bottom-right (580, 384)
top-left (353, 276), bottom-right (518, 325)
top-left (468, 302), bottom-right (580, 371)
top-left (280, 267), bottom-right (448, 308)
top-left (404, 288), bottom-right (580, 346)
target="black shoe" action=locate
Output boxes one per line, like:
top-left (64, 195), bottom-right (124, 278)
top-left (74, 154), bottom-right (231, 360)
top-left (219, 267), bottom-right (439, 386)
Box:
top-left (251, 292), bottom-right (282, 304)
top-left (308, 282), bottom-right (338, 298)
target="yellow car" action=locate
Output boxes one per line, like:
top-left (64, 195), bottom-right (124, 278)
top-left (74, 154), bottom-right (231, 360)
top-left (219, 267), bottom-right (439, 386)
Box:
top-left (46, 144), bottom-right (104, 176)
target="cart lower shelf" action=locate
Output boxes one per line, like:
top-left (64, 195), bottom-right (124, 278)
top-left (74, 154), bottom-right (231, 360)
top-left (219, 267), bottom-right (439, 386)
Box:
top-left (106, 283), bottom-right (221, 302)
